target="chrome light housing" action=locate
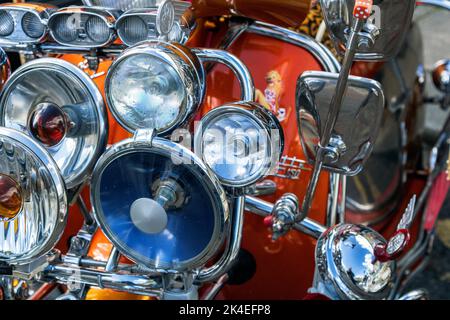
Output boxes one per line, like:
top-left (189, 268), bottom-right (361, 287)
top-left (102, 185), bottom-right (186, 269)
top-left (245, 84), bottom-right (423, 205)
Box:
top-left (116, 1), bottom-right (192, 46)
top-left (0, 58), bottom-right (108, 189)
top-left (91, 134), bottom-right (229, 270)
top-left (47, 6), bottom-right (121, 48)
top-left (105, 40), bottom-right (205, 136)
top-left (83, 0), bottom-right (159, 11)
top-left (194, 102), bottom-right (284, 188)
top-left (0, 127), bottom-right (67, 265)
top-left (0, 3), bottom-right (55, 45)
top-left (314, 224), bottom-right (394, 300)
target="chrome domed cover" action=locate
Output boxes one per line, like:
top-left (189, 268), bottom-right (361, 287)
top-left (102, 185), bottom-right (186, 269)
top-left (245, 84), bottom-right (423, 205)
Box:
top-left (315, 224), bottom-right (394, 300)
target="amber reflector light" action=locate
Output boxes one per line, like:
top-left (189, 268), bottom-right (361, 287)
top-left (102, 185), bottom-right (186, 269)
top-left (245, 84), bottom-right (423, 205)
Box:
top-left (0, 174), bottom-right (23, 220)
top-left (28, 103), bottom-right (68, 147)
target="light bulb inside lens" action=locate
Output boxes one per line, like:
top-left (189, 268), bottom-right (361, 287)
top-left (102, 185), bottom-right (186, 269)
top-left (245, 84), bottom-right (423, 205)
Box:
top-left (0, 174), bottom-right (23, 220)
top-left (108, 54), bottom-right (185, 132)
top-left (28, 103), bottom-right (68, 147)
top-left (202, 113), bottom-right (270, 185)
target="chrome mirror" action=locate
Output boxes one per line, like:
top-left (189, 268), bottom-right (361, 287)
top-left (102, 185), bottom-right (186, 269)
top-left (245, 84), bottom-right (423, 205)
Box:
top-left (319, 0), bottom-right (416, 61)
top-left (296, 71), bottom-right (385, 176)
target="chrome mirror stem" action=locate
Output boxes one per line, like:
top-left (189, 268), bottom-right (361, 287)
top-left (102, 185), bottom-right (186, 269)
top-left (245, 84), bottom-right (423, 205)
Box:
top-left (298, 9), bottom-right (372, 221)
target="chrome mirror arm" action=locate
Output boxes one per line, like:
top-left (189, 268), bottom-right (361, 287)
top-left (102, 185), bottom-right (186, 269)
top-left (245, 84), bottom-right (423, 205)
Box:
top-left (298, 3), bottom-right (376, 221)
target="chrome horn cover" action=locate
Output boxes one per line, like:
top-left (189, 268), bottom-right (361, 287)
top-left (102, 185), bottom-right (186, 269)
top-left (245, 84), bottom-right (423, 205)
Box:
top-left (314, 224), bottom-right (394, 300)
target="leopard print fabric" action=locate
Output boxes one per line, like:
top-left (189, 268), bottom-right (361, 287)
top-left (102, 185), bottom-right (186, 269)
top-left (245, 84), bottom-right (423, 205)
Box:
top-left (295, 3), bottom-right (343, 62)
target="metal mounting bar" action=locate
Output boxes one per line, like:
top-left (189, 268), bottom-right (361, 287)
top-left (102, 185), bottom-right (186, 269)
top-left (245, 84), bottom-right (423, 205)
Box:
top-left (244, 196), bottom-right (326, 239)
top-left (43, 264), bottom-right (163, 298)
top-left (195, 196), bottom-right (245, 283)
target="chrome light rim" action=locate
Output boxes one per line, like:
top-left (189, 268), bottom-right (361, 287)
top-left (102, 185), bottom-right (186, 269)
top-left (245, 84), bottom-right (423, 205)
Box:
top-left (194, 102), bottom-right (284, 188)
top-left (105, 40), bottom-right (206, 136)
top-left (47, 6), bottom-right (120, 48)
top-left (0, 127), bottom-right (67, 265)
top-left (0, 58), bottom-right (108, 189)
top-left (91, 136), bottom-right (229, 271)
top-left (0, 4), bottom-right (54, 45)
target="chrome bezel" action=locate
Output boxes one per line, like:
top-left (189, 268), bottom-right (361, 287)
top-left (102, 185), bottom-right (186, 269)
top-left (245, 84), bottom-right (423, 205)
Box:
top-left (194, 102), bottom-right (284, 188)
top-left (0, 58), bottom-right (108, 189)
top-left (105, 40), bottom-right (205, 136)
top-left (0, 4), bottom-right (54, 45)
top-left (0, 127), bottom-right (67, 265)
top-left (47, 6), bottom-right (121, 48)
top-left (90, 136), bottom-right (229, 271)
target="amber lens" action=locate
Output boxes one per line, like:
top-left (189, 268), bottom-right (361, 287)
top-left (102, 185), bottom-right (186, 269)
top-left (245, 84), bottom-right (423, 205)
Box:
top-left (0, 174), bottom-right (23, 220)
top-left (28, 103), bottom-right (68, 147)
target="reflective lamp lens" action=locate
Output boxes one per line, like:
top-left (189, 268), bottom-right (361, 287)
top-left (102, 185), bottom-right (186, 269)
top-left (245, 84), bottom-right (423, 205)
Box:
top-left (0, 11), bottom-right (14, 37)
top-left (108, 53), bottom-right (185, 132)
top-left (0, 174), bottom-right (23, 221)
top-left (118, 16), bottom-right (148, 46)
top-left (52, 14), bottom-right (77, 42)
top-left (0, 128), bottom-right (67, 263)
top-left (28, 103), bottom-right (67, 147)
top-left (92, 138), bottom-right (228, 270)
top-left (0, 58), bottom-right (107, 189)
top-left (197, 104), bottom-right (282, 188)
top-left (86, 16), bottom-right (109, 44)
top-left (21, 12), bottom-right (45, 39)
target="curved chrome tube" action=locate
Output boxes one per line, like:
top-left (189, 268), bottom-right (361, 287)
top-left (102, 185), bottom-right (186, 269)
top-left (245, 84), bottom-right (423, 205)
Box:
top-left (195, 196), bottom-right (245, 283)
top-left (417, 0), bottom-right (450, 10)
top-left (193, 48), bottom-right (255, 102)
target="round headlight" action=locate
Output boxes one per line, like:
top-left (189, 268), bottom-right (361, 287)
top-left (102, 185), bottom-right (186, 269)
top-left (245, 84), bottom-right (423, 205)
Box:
top-left (0, 58), bottom-right (107, 189)
top-left (195, 102), bottom-right (284, 188)
top-left (91, 136), bottom-right (229, 270)
top-left (0, 11), bottom-right (14, 37)
top-left (21, 12), bottom-right (45, 39)
top-left (105, 41), bottom-right (205, 136)
top-left (0, 127), bottom-right (67, 264)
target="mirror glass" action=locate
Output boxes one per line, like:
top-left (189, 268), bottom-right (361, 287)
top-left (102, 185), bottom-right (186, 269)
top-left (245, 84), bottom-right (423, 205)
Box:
top-left (296, 71), bottom-right (385, 175)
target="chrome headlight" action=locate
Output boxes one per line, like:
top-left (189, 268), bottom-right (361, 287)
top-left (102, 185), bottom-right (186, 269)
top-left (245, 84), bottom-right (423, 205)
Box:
top-left (195, 102), bottom-right (284, 188)
top-left (48, 7), bottom-right (121, 47)
top-left (91, 134), bottom-right (229, 270)
top-left (0, 58), bottom-right (107, 189)
top-left (0, 4), bottom-right (55, 45)
top-left (0, 127), bottom-right (67, 265)
top-left (105, 41), bottom-right (205, 135)
top-left (116, 1), bottom-right (192, 46)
